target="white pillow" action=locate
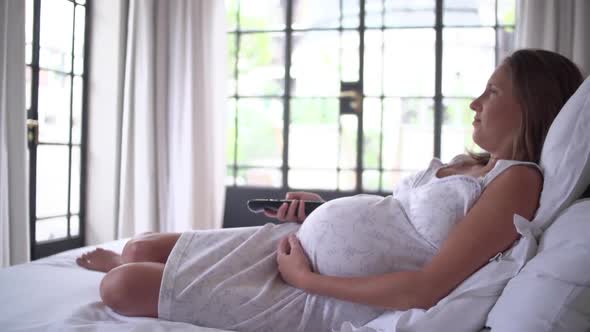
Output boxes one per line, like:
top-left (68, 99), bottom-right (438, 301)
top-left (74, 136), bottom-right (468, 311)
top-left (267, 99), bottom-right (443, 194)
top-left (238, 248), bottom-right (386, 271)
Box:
top-left (534, 76), bottom-right (590, 230)
top-left (486, 199), bottom-right (590, 331)
top-left (484, 75), bottom-right (590, 331)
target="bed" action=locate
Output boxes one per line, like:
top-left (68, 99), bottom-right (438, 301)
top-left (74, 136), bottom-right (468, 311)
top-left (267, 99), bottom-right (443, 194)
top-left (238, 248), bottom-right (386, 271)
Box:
top-left (0, 237), bottom-right (496, 332)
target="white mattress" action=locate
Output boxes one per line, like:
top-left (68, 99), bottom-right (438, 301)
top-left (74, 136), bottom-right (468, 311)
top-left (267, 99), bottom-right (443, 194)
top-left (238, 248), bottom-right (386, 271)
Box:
top-left (0, 239), bottom-right (230, 332)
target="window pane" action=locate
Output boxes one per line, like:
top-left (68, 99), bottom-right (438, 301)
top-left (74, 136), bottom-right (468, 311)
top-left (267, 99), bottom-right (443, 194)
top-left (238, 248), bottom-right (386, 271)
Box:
top-left (73, 56), bottom-right (84, 75)
top-left (339, 114), bottom-right (357, 169)
top-left (382, 98), bottom-right (434, 171)
top-left (342, 0), bottom-right (360, 28)
top-left (384, 0), bottom-right (436, 27)
top-left (26, 0), bottom-right (33, 44)
top-left (363, 30), bottom-right (383, 96)
top-left (72, 76), bottom-right (82, 144)
top-left (497, 26), bottom-right (516, 63)
top-left (341, 31), bottom-right (360, 82)
top-left (40, 0), bottom-right (74, 72)
top-left (363, 98), bottom-right (382, 169)
top-left (497, 0), bottom-right (516, 25)
top-left (339, 170), bottom-right (356, 191)
top-left (227, 98), bottom-right (237, 165)
top-left (70, 146), bottom-right (80, 214)
top-left (36, 217), bottom-right (68, 242)
top-left (289, 169), bottom-right (337, 190)
top-left (73, 4), bottom-right (86, 76)
top-left (226, 166), bottom-right (235, 186)
top-left (39, 47), bottom-right (71, 73)
top-left (36, 145), bottom-right (69, 218)
top-left (238, 33), bottom-right (284, 96)
top-left (383, 29), bottom-right (435, 97)
top-left (441, 98), bottom-right (483, 163)
top-left (26, 67), bottom-right (32, 110)
top-left (444, 0), bottom-right (495, 26)
top-left (74, 5), bottom-right (85, 57)
top-left (226, 0), bottom-right (238, 30)
top-left (365, 0), bottom-right (383, 27)
top-left (26, 44), bottom-right (33, 65)
top-left (289, 98), bottom-right (338, 168)
top-left (25, 0), bottom-right (33, 64)
top-left (442, 28), bottom-right (495, 97)
top-left (293, 0), bottom-right (339, 29)
top-left (228, 33), bottom-right (237, 94)
top-left (38, 70), bottom-right (72, 144)
top-left (236, 98), bottom-right (283, 167)
top-left (70, 215), bottom-right (79, 237)
top-left (362, 170), bottom-right (380, 192)
top-left (291, 31), bottom-right (340, 96)
top-left (239, 0), bottom-right (285, 30)
top-left (76, 0), bottom-right (86, 5)
top-left (237, 168), bottom-right (282, 187)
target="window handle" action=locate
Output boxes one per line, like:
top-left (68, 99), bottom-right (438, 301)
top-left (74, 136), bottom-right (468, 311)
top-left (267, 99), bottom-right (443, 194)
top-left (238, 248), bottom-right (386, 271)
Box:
top-left (27, 119), bottom-right (39, 146)
top-left (340, 82), bottom-right (363, 115)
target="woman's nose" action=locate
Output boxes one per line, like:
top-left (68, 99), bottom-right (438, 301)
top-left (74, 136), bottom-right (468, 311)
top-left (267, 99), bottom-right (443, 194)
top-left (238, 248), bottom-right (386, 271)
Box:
top-left (469, 98), bottom-right (480, 112)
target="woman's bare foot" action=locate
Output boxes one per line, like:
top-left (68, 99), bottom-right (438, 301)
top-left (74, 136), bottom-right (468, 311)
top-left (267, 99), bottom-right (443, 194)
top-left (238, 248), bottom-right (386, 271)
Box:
top-left (76, 248), bottom-right (124, 272)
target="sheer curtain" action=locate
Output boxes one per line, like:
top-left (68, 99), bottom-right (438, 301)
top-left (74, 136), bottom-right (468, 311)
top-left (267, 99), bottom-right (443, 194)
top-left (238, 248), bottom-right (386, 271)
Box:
top-left (0, 0), bottom-right (29, 266)
top-left (516, 0), bottom-right (590, 75)
top-left (117, 0), bottom-right (226, 238)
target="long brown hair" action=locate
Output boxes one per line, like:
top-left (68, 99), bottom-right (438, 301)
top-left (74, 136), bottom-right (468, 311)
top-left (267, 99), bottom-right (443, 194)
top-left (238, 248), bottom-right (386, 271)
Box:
top-left (469, 49), bottom-right (584, 165)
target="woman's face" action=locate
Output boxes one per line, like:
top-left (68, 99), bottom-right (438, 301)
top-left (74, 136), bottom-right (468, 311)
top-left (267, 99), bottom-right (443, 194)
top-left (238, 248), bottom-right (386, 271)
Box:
top-left (470, 63), bottom-right (522, 159)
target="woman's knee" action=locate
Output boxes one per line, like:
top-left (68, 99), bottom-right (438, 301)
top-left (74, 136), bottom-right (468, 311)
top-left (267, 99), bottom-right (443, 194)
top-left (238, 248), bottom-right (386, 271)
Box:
top-left (121, 238), bottom-right (151, 262)
top-left (100, 265), bottom-right (135, 312)
top-left (99, 263), bottom-right (162, 317)
top-left (121, 233), bottom-right (181, 263)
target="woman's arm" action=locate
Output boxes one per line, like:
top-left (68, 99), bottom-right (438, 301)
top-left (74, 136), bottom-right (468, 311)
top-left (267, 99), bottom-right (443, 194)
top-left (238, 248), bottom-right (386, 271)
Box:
top-left (277, 165), bottom-right (542, 310)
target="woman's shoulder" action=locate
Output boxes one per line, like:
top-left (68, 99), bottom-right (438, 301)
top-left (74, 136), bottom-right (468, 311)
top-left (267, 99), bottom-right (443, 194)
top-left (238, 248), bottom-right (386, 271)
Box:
top-left (489, 159), bottom-right (543, 179)
top-left (484, 160), bottom-right (543, 192)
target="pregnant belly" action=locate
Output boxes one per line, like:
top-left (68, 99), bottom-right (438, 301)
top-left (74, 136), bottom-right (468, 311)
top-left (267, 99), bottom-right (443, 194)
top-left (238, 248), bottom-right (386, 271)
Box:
top-left (296, 195), bottom-right (427, 277)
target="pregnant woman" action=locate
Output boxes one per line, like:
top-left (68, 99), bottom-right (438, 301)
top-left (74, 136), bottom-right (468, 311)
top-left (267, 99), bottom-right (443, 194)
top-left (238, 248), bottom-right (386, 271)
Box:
top-left (77, 49), bottom-right (584, 332)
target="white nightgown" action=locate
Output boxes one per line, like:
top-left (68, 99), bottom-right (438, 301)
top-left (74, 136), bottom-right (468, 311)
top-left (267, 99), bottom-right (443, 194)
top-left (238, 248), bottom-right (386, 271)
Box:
top-left (158, 157), bottom-right (541, 332)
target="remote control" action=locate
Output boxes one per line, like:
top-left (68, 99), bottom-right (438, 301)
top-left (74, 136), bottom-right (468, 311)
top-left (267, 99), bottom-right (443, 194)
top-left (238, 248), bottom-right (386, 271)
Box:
top-left (247, 199), bottom-right (324, 215)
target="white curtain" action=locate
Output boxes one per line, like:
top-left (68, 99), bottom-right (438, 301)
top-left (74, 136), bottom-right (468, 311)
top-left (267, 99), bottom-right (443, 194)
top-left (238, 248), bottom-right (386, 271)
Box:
top-left (0, 0), bottom-right (29, 266)
top-left (117, 0), bottom-right (227, 237)
top-left (516, 0), bottom-right (590, 75)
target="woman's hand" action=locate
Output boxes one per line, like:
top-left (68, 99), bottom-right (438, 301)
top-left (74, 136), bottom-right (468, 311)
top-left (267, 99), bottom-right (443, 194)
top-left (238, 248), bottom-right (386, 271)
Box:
top-left (276, 234), bottom-right (313, 289)
top-left (264, 192), bottom-right (324, 223)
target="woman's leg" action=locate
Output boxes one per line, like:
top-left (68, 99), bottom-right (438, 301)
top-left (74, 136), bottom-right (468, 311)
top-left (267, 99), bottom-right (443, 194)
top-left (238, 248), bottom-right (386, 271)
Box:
top-left (99, 262), bottom-right (164, 317)
top-left (76, 232), bottom-right (182, 272)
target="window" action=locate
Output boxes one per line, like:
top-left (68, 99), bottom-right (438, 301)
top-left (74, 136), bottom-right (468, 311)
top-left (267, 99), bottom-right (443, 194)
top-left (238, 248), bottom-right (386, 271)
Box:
top-left (25, 0), bottom-right (89, 259)
top-left (224, 0), bottom-right (515, 227)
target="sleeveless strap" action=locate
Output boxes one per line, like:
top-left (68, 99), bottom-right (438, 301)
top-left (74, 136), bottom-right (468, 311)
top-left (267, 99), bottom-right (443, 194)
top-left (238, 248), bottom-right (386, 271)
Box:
top-left (481, 160), bottom-right (543, 188)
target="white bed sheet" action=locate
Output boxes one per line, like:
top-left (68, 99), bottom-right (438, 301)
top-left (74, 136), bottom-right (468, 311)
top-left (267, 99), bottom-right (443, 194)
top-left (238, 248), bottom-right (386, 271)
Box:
top-left (0, 239), bottom-right (230, 332)
top-left (0, 239), bottom-right (493, 332)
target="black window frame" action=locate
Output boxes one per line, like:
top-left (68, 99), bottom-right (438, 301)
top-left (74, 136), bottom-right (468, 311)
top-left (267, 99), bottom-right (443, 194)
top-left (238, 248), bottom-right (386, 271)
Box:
top-left (224, 0), bottom-right (516, 227)
top-left (26, 0), bottom-right (91, 259)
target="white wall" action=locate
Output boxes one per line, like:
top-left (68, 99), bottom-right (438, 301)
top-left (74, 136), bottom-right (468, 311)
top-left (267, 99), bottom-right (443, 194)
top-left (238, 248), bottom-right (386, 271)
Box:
top-left (85, 0), bottom-right (127, 245)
